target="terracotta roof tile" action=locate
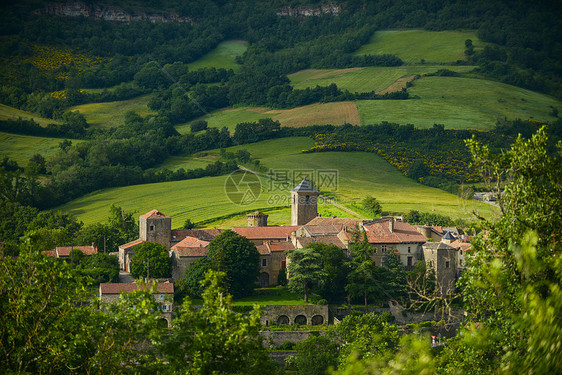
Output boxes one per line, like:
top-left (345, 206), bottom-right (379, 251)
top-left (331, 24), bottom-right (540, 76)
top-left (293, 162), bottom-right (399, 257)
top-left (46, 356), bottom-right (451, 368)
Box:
top-left (305, 216), bottom-right (362, 228)
top-left (296, 235), bottom-right (346, 249)
top-left (119, 239), bottom-right (145, 250)
top-left (42, 250), bottom-right (57, 257)
top-left (363, 219), bottom-right (427, 244)
top-left (55, 246), bottom-right (97, 257)
top-left (171, 236), bottom-right (210, 250)
top-left (303, 224), bottom-right (342, 235)
top-left (100, 282), bottom-right (174, 294)
top-left (171, 229), bottom-right (224, 242)
top-left (175, 246), bottom-right (209, 257)
top-left (256, 244), bottom-right (270, 255)
top-left (233, 226), bottom-right (300, 240)
top-left (140, 209), bottom-right (170, 219)
top-left (267, 242), bottom-right (295, 252)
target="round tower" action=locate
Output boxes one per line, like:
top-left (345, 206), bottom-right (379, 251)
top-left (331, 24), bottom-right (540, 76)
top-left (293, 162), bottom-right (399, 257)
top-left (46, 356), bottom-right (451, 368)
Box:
top-left (291, 179), bottom-right (319, 226)
top-left (247, 211), bottom-right (268, 227)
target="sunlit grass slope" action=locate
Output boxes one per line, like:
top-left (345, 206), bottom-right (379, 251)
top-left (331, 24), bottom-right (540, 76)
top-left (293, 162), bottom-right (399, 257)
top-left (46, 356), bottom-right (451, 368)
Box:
top-left (176, 102), bottom-right (360, 134)
top-left (288, 66), bottom-right (474, 93)
top-left (354, 30), bottom-right (482, 63)
top-left (0, 104), bottom-right (60, 126)
top-left (0, 132), bottom-right (83, 165)
top-left (187, 40), bottom-right (248, 71)
top-left (69, 94), bottom-right (156, 128)
top-left (357, 76), bottom-right (561, 129)
top-left (59, 137), bottom-right (497, 226)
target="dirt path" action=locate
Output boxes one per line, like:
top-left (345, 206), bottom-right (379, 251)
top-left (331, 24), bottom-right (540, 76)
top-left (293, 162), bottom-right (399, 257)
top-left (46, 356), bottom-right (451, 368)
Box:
top-left (376, 75), bottom-right (418, 95)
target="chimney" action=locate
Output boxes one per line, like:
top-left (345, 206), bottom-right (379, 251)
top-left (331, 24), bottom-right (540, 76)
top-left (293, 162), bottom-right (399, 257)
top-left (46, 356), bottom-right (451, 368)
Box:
top-left (388, 217), bottom-right (394, 232)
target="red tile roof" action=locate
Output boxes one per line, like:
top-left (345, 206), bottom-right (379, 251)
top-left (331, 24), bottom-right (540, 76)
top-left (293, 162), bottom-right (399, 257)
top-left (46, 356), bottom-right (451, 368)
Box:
top-left (55, 246), bottom-right (97, 257)
top-left (175, 246), bottom-right (209, 257)
top-left (305, 216), bottom-right (362, 228)
top-left (140, 209), bottom-right (170, 219)
top-left (171, 236), bottom-right (210, 249)
top-left (119, 239), bottom-right (145, 250)
top-left (363, 219), bottom-right (427, 244)
top-left (303, 224), bottom-right (342, 235)
top-left (233, 226), bottom-right (300, 240)
top-left (296, 235), bottom-right (346, 249)
top-left (171, 229), bottom-right (224, 242)
top-left (100, 282), bottom-right (174, 294)
top-left (256, 244), bottom-right (270, 255)
top-left (42, 250), bottom-right (57, 257)
top-left (266, 242), bottom-right (295, 252)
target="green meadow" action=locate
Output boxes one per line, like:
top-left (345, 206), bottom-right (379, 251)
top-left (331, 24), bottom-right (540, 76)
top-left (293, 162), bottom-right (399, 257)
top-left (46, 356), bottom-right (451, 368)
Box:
top-left (59, 137), bottom-right (497, 226)
top-left (187, 40), bottom-right (248, 71)
top-left (0, 104), bottom-right (60, 126)
top-left (175, 107), bottom-right (274, 134)
top-left (288, 65), bottom-right (474, 93)
top-left (354, 30), bottom-right (482, 63)
top-left (69, 94), bottom-right (156, 128)
top-left (357, 76), bottom-right (561, 129)
top-left (0, 132), bottom-right (83, 165)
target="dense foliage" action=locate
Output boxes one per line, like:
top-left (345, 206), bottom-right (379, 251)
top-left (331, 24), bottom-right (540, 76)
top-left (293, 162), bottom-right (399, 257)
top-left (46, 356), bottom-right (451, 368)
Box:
top-left (130, 241), bottom-right (171, 279)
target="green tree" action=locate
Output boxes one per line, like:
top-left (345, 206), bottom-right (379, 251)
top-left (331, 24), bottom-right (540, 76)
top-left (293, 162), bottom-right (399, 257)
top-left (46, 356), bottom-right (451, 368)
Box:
top-left (206, 230), bottom-right (260, 297)
top-left (183, 218), bottom-right (195, 229)
top-left (130, 242), bottom-right (171, 279)
top-left (361, 195), bottom-right (382, 217)
top-left (181, 256), bottom-right (211, 298)
top-left (382, 252), bottom-right (407, 303)
top-left (287, 247), bottom-right (327, 302)
top-left (162, 270), bottom-right (277, 374)
top-left (287, 335), bottom-right (339, 375)
top-left (346, 233), bottom-right (381, 306)
top-left (310, 242), bottom-right (349, 303)
top-left (407, 160), bottom-right (430, 181)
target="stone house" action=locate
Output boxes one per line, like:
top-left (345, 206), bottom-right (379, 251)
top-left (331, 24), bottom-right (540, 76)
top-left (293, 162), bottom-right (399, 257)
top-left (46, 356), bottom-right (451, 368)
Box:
top-left (256, 241), bottom-right (294, 287)
top-left (170, 236), bottom-right (210, 281)
top-left (43, 245), bottom-right (97, 258)
top-left (99, 282), bottom-right (174, 326)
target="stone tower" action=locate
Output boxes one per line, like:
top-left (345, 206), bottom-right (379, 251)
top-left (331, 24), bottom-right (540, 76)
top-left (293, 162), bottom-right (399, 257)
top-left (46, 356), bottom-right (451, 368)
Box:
top-left (291, 179), bottom-right (319, 226)
top-left (139, 209), bottom-right (172, 249)
top-left (247, 211), bottom-right (268, 227)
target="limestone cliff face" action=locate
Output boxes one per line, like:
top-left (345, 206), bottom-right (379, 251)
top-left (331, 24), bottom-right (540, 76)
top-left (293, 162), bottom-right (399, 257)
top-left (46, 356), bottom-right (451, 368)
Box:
top-left (33, 2), bottom-right (193, 23)
top-left (276, 3), bottom-right (341, 17)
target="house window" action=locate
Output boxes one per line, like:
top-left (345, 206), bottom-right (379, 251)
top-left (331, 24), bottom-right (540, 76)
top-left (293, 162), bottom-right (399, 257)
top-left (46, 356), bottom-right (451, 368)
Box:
top-left (381, 245), bottom-right (387, 253)
top-left (445, 261), bottom-right (450, 268)
top-left (305, 195), bottom-right (310, 204)
top-left (162, 304), bottom-right (170, 311)
top-left (459, 259), bottom-right (463, 266)
top-left (281, 261), bottom-right (286, 269)
top-left (262, 258), bottom-right (267, 267)
top-left (408, 246), bottom-right (411, 253)
top-left (407, 256), bottom-right (413, 267)
top-left (150, 225), bottom-right (154, 231)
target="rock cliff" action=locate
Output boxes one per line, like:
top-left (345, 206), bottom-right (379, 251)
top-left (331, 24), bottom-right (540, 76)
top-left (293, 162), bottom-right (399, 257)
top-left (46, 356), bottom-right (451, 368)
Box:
top-left (276, 3), bottom-right (341, 17)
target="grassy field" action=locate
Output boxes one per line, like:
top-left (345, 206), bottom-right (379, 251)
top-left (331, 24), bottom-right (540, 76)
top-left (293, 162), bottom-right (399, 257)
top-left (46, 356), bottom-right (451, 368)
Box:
top-left (69, 94), bottom-right (156, 129)
top-left (354, 30), bottom-right (482, 63)
top-left (58, 136), bottom-right (498, 226)
top-left (288, 65), bottom-right (475, 93)
top-left (187, 40), bottom-right (248, 71)
top-left (176, 102), bottom-right (360, 134)
top-left (156, 152), bottom-right (221, 171)
top-left (0, 132), bottom-right (83, 165)
top-left (357, 76), bottom-right (561, 129)
top-left (233, 287), bottom-right (309, 306)
top-left (0, 104), bottom-right (60, 126)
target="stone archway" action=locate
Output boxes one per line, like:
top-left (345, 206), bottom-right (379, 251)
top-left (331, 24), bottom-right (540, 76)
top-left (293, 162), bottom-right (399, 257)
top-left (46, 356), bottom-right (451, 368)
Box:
top-left (311, 315), bottom-right (324, 325)
top-left (260, 272), bottom-right (270, 287)
top-left (294, 315), bottom-right (307, 325)
top-left (277, 315), bottom-right (290, 325)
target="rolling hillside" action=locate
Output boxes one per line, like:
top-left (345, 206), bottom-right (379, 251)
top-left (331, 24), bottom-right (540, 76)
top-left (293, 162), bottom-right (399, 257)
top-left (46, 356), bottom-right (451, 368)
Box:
top-left (354, 30), bottom-right (482, 63)
top-left (187, 40), bottom-right (248, 71)
top-left (0, 104), bottom-right (60, 126)
top-left (0, 131), bottom-right (83, 165)
top-left (58, 137), bottom-right (497, 226)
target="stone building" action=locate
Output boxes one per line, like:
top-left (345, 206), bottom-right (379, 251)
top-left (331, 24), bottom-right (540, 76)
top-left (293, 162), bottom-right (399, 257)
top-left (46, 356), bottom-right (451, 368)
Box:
top-left (422, 242), bottom-right (457, 295)
top-left (256, 241), bottom-right (294, 287)
top-left (247, 211), bottom-right (269, 227)
top-left (99, 282), bottom-right (174, 326)
top-left (291, 179), bottom-right (319, 226)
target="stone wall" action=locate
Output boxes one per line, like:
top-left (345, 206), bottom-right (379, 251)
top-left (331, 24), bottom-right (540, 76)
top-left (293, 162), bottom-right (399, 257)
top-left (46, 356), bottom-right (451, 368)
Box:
top-left (261, 304), bottom-right (329, 326)
top-left (260, 331), bottom-right (322, 348)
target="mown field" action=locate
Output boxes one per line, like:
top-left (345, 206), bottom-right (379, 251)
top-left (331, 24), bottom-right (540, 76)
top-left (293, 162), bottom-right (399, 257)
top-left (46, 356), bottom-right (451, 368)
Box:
top-left (177, 102), bottom-right (360, 134)
top-left (59, 137), bottom-right (498, 226)
top-left (0, 131), bottom-right (83, 165)
top-left (0, 104), bottom-right (60, 126)
top-left (187, 40), bottom-right (248, 71)
top-left (354, 30), bottom-right (482, 63)
top-left (357, 76), bottom-right (562, 129)
top-left (288, 65), bottom-right (475, 93)
top-left (69, 94), bottom-right (156, 129)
